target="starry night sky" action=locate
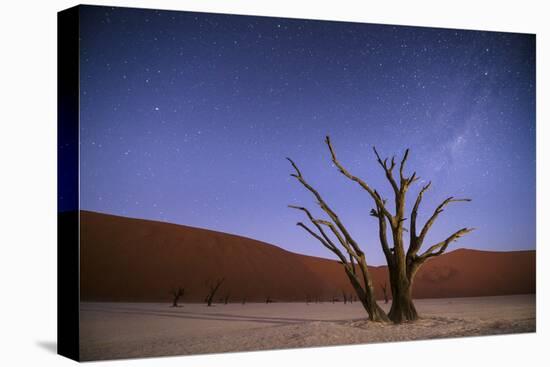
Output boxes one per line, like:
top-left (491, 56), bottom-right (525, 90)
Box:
top-left (78, 6), bottom-right (535, 265)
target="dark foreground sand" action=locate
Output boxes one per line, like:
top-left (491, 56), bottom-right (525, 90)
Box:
top-left (80, 294), bottom-right (535, 361)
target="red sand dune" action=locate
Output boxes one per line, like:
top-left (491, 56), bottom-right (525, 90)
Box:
top-left (79, 211), bottom-right (535, 302)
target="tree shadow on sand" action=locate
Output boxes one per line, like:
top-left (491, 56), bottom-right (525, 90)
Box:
top-left (80, 305), bottom-right (326, 325)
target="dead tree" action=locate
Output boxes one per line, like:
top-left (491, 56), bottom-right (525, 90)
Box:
top-left (287, 156), bottom-right (389, 322)
top-left (381, 283), bottom-right (389, 304)
top-left (288, 136), bottom-right (474, 323)
top-left (170, 287), bottom-right (185, 307)
top-left (205, 278), bottom-right (225, 307)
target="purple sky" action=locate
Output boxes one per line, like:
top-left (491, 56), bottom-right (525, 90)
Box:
top-left (77, 6), bottom-right (535, 265)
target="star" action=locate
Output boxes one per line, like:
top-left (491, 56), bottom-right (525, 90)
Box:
top-left (76, 6), bottom-right (535, 263)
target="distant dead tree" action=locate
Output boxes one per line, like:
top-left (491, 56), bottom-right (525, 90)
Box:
top-left (288, 136), bottom-right (474, 323)
top-left (381, 283), bottom-right (389, 304)
top-left (205, 278), bottom-right (225, 307)
top-left (170, 287), bottom-right (185, 307)
top-left (342, 291), bottom-right (348, 304)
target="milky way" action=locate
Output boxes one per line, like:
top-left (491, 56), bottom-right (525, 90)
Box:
top-left (76, 6), bottom-right (535, 264)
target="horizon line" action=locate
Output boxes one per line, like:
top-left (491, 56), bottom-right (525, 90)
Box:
top-left (74, 209), bottom-right (536, 266)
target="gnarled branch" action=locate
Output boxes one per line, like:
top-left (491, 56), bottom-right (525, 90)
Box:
top-left (289, 205), bottom-right (351, 268)
top-left (314, 219), bottom-right (363, 261)
top-left (296, 222), bottom-right (345, 262)
top-left (293, 219), bottom-right (368, 308)
top-left (373, 147), bottom-right (399, 195)
top-left (417, 227), bottom-right (475, 262)
top-left (371, 191), bottom-right (393, 262)
top-left (287, 157), bottom-right (364, 257)
top-left (407, 181), bottom-right (432, 257)
top-left (324, 137), bottom-right (394, 225)
top-left (289, 205), bottom-right (336, 250)
top-left (417, 197), bottom-right (472, 246)
top-left (287, 158), bottom-right (379, 309)
top-left (399, 148), bottom-right (410, 184)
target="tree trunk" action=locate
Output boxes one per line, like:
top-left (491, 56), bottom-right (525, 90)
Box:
top-left (355, 284), bottom-right (387, 322)
top-left (345, 267), bottom-right (389, 322)
top-left (388, 273), bottom-right (418, 323)
top-left (365, 300), bottom-right (389, 322)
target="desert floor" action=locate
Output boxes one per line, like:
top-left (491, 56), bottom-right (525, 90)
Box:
top-left (80, 294), bottom-right (535, 361)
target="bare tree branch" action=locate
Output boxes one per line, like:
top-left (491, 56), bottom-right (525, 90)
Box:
top-left (349, 252), bottom-right (356, 275)
top-left (315, 219), bottom-right (363, 261)
top-left (417, 197), bottom-right (472, 246)
top-left (417, 227), bottom-right (475, 261)
top-left (287, 157), bottom-right (365, 258)
top-left (289, 206), bottom-right (351, 268)
top-left (295, 221), bottom-right (368, 309)
top-left (324, 137), bottom-right (394, 225)
top-left (287, 154), bottom-right (388, 322)
top-left (289, 205), bottom-right (365, 280)
top-left (399, 148), bottom-right (410, 184)
top-left (370, 193), bottom-right (393, 262)
top-left (296, 222), bottom-right (334, 251)
top-left (289, 205), bottom-right (336, 249)
top-left (407, 181), bottom-right (432, 257)
top-left (408, 172), bottom-right (419, 184)
top-left (373, 147), bottom-right (399, 194)
top-left (314, 219), bottom-right (373, 291)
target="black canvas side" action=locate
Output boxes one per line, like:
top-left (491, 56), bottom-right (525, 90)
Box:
top-left (57, 5), bottom-right (80, 362)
